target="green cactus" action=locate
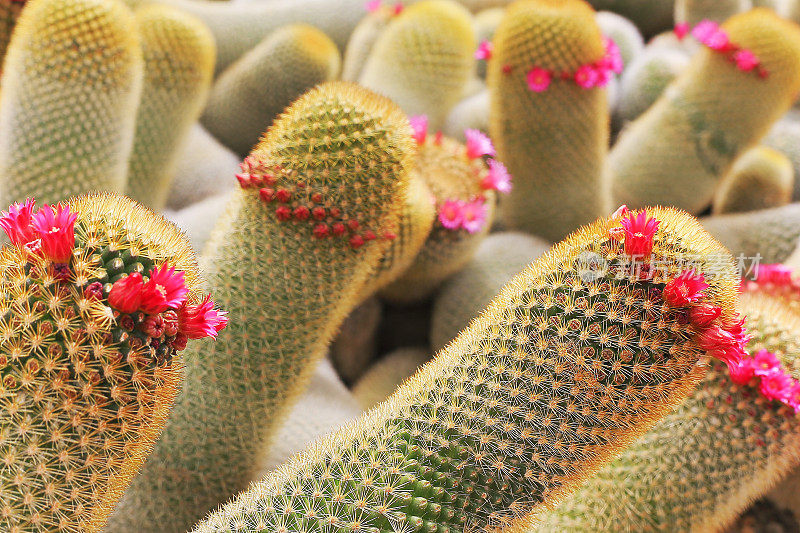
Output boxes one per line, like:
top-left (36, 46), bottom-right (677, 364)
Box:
top-left (488, 0), bottom-right (611, 242)
top-left (430, 231), bottom-right (551, 352)
top-left (201, 24), bottom-right (341, 157)
top-left (610, 9), bottom-right (800, 214)
top-left (341, 3), bottom-right (396, 82)
top-left (674, 0), bottom-right (752, 26)
top-left (701, 203), bottom-right (800, 264)
top-left (537, 290), bottom-right (800, 532)
top-left (713, 145), bottom-right (794, 214)
top-left (351, 346), bottom-right (431, 410)
top-left (330, 297), bottom-right (384, 385)
top-left (0, 0), bottom-right (25, 71)
top-left (763, 111), bottom-right (800, 201)
top-left (125, 4), bottom-right (215, 211)
top-left (615, 47), bottom-right (691, 123)
top-left (107, 81), bottom-right (415, 533)
top-left (358, 0), bottom-right (476, 130)
top-left (0, 192), bottom-right (225, 532)
top-left (380, 131), bottom-right (498, 303)
top-left (0, 0), bottom-right (143, 207)
top-left (193, 206), bottom-right (743, 532)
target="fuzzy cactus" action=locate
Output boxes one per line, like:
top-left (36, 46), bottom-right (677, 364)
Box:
top-left (595, 10), bottom-right (644, 70)
top-left (380, 126), bottom-right (504, 303)
top-left (701, 203), bottom-right (800, 264)
top-left (713, 146), bottom-right (794, 214)
top-left (0, 193), bottom-right (225, 532)
top-left (443, 90), bottom-right (489, 141)
top-left (610, 9), bottom-right (800, 214)
top-left (674, 0), bottom-right (752, 27)
top-left (537, 289), bottom-right (800, 532)
top-left (193, 206), bottom-right (743, 532)
top-left (341, 2), bottom-right (397, 82)
top-left (351, 346), bottom-right (431, 410)
top-left (764, 111), bottom-right (800, 201)
top-left (124, 5), bottom-right (215, 211)
top-left (164, 190), bottom-right (233, 254)
top-left (0, 0), bottom-right (25, 70)
top-left (488, 0), bottom-right (612, 242)
top-left (0, 0), bottom-right (143, 207)
top-left (107, 81), bottom-right (414, 533)
top-left (587, 0), bottom-right (673, 37)
top-left (615, 47), bottom-right (691, 123)
top-left (358, 0), bottom-right (476, 130)
top-left (473, 7), bottom-right (503, 79)
top-left (430, 231), bottom-right (551, 352)
top-left (201, 24), bottom-right (341, 157)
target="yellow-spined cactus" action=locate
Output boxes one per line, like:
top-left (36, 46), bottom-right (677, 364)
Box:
top-left (341, 2), bottom-right (397, 82)
top-left (351, 346), bottom-right (431, 409)
top-left (0, 0), bottom-right (25, 70)
top-left (125, 4), bottom-right (215, 211)
top-left (473, 7), bottom-right (503, 79)
top-left (107, 82), bottom-right (414, 533)
top-left (0, 193), bottom-right (225, 532)
top-left (713, 145), bottom-right (794, 214)
top-left (0, 0), bottom-right (143, 206)
top-left (488, 0), bottom-right (611, 242)
top-left (764, 111), bottom-right (800, 201)
top-left (201, 24), bottom-right (341, 157)
top-left (194, 206), bottom-right (743, 532)
top-left (443, 89), bottom-right (490, 141)
top-left (610, 9), bottom-right (800, 213)
top-left (358, 0), bottom-right (476, 130)
top-left (616, 46), bottom-right (691, 123)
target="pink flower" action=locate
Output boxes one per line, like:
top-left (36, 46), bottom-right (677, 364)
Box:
top-left (611, 204), bottom-right (629, 220)
top-left (0, 198), bottom-right (37, 246)
top-left (594, 67), bottom-right (612, 88)
top-left (438, 199), bottom-right (464, 230)
top-left (674, 22), bottom-right (689, 40)
top-left (705, 29), bottom-right (730, 51)
top-left (526, 67), bottom-right (552, 92)
top-left (108, 273), bottom-right (144, 313)
top-left (574, 65), bottom-right (599, 89)
top-left (756, 263), bottom-right (792, 285)
top-left (734, 49), bottom-right (760, 71)
top-left (464, 129), bottom-right (495, 159)
top-left (620, 211), bottom-right (660, 258)
top-left (692, 20), bottom-right (720, 44)
top-left (603, 37), bottom-right (623, 74)
top-left (481, 159), bottom-right (512, 193)
top-left (729, 359), bottom-right (755, 385)
top-left (460, 198), bottom-right (488, 234)
top-left (689, 304), bottom-right (721, 328)
top-left (752, 349), bottom-right (781, 376)
top-left (30, 204), bottom-right (77, 263)
top-left (392, 2), bottom-right (403, 15)
top-left (662, 269), bottom-right (708, 307)
top-left (698, 324), bottom-right (747, 369)
top-left (365, 0), bottom-right (381, 11)
top-left (409, 115), bottom-right (428, 145)
top-left (787, 382), bottom-right (800, 412)
top-left (139, 263), bottom-right (189, 314)
top-left (178, 296), bottom-right (228, 339)
top-left (759, 368), bottom-right (794, 402)
top-left (475, 40), bottom-right (492, 61)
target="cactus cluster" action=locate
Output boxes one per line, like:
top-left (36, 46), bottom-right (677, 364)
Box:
top-left (712, 145), bottom-right (794, 214)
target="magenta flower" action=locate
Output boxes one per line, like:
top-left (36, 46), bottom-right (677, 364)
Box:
top-left (689, 304), bottom-right (721, 328)
top-left (365, 0), bottom-right (381, 12)
top-left (438, 199), bottom-right (464, 230)
top-left (692, 20), bottom-right (720, 43)
top-left (30, 204), bottom-right (77, 263)
top-left (481, 159), bottom-right (512, 193)
top-left (526, 67), bottom-right (552, 92)
top-left (475, 40), bottom-right (493, 61)
top-left (759, 368), bottom-right (794, 402)
top-left (705, 28), bottom-right (730, 51)
top-left (620, 210), bottom-right (660, 258)
top-left (734, 49), bottom-right (760, 71)
top-left (752, 349), bottom-right (781, 376)
top-left (0, 198), bottom-right (37, 246)
top-left (139, 263), bottom-right (189, 314)
top-left (728, 359), bottom-right (755, 386)
top-left (603, 37), bottom-right (623, 74)
top-left (108, 273), bottom-right (144, 314)
top-left (574, 65), bottom-right (599, 89)
top-left (409, 115), bottom-right (428, 145)
top-left (674, 22), bottom-right (689, 40)
top-left (464, 129), bottom-right (495, 159)
top-left (460, 198), bottom-right (488, 234)
top-left (178, 296), bottom-right (229, 339)
top-left (662, 269), bottom-right (708, 307)
top-left (756, 263), bottom-right (793, 285)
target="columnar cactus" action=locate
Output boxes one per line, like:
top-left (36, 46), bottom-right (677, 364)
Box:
top-left (701, 203), bottom-right (800, 264)
top-left (712, 146), bottom-right (794, 214)
top-left (194, 206), bottom-right (743, 532)
top-left (201, 24), bottom-right (341, 157)
top-left (351, 346), bottom-right (431, 409)
top-left (0, 0), bottom-right (25, 70)
top-left (488, 0), bottom-right (612, 242)
top-left (380, 124), bottom-right (506, 303)
top-left (616, 47), bottom-right (691, 123)
top-left (330, 297), bottom-right (384, 384)
top-left (674, 0), bottom-right (752, 27)
top-left (536, 290), bottom-right (800, 532)
top-left (443, 90), bottom-right (490, 141)
top-left (610, 9), bottom-right (800, 213)
top-left (587, 0), bottom-right (673, 36)
top-left (358, 0), bottom-right (476, 130)
top-left (341, 2), bottom-right (397, 82)
top-left (0, 0), bottom-right (143, 206)
top-left (430, 231), bottom-right (551, 351)
top-left (107, 81), bottom-right (414, 533)
top-left (124, 5), bottom-right (215, 211)
top-left (764, 112), bottom-right (800, 201)
top-left (164, 191), bottom-right (232, 254)
top-left (473, 7), bottom-right (503, 79)
top-left (0, 193), bottom-right (225, 532)
top-left (595, 10), bottom-right (644, 69)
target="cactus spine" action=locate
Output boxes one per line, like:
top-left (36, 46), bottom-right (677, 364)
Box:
top-left (0, 0), bottom-right (144, 207)
top-left (107, 82), bottom-right (414, 533)
top-left (712, 146), bottom-right (794, 214)
top-left (488, 0), bottom-right (611, 242)
top-left (610, 9), bottom-right (800, 213)
top-left (201, 24), bottom-right (341, 157)
top-left (537, 290), bottom-right (800, 532)
top-left (0, 192), bottom-right (224, 532)
top-left (194, 207), bottom-right (741, 532)
top-left (124, 5), bottom-right (215, 211)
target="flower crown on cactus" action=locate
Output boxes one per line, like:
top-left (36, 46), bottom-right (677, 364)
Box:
top-left (0, 198), bottom-right (227, 363)
top-left (675, 19), bottom-right (768, 78)
top-left (409, 115), bottom-right (510, 234)
top-left (478, 36), bottom-right (623, 91)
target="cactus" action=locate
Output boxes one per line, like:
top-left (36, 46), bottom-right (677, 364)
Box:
top-left (341, 3), bottom-right (397, 82)
top-left (107, 81), bottom-right (414, 533)
top-left (0, 0), bottom-right (143, 207)
top-left (610, 9), bottom-right (800, 214)
top-left (674, 0), bottom-right (752, 27)
top-left (0, 0), bottom-right (25, 71)
top-left (488, 0), bottom-right (611, 242)
top-left (701, 203), bottom-right (800, 264)
top-left (443, 90), bottom-right (490, 141)
top-left (0, 192), bottom-right (225, 532)
top-left (380, 128), bottom-right (501, 303)
top-left (358, 0), bottom-right (476, 130)
top-left (616, 47), bottom-right (691, 123)
top-left (473, 7), bottom-right (503, 79)
top-left (164, 190), bottom-right (233, 254)
top-left (595, 10), bottom-right (644, 70)
top-left (165, 125), bottom-right (240, 211)
top-left (537, 289), bottom-right (800, 532)
top-left (712, 146), bottom-right (794, 214)
top-left (587, 0), bottom-right (673, 37)
top-left (330, 297), bottom-right (384, 384)
top-left (351, 346), bottom-right (431, 409)
top-left (430, 231), bottom-right (551, 352)
top-left (125, 5), bottom-right (215, 211)
top-left (201, 24), bottom-right (341, 157)
top-left (193, 206), bottom-right (744, 532)
top-left (764, 111), bottom-right (800, 201)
